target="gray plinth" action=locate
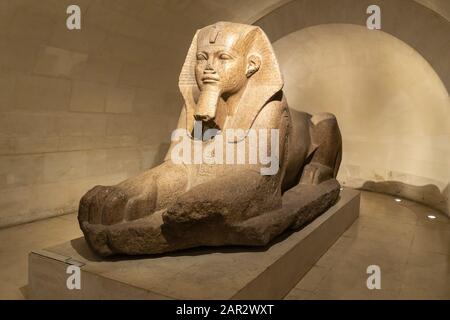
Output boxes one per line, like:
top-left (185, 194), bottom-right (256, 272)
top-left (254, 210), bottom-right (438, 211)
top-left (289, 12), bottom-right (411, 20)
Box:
top-left (28, 189), bottom-right (360, 300)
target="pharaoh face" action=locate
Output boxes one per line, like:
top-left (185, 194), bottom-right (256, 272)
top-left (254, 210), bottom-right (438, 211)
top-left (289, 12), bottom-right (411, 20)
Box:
top-left (195, 34), bottom-right (260, 95)
top-left (193, 25), bottom-right (261, 123)
top-left (195, 44), bottom-right (248, 95)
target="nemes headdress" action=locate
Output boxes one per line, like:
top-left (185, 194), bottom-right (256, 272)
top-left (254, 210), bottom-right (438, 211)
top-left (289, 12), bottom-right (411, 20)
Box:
top-left (178, 21), bottom-right (284, 137)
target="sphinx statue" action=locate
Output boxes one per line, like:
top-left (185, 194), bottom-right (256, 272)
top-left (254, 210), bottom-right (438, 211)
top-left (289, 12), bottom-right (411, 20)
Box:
top-left (78, 22), bottom-right (342, 257)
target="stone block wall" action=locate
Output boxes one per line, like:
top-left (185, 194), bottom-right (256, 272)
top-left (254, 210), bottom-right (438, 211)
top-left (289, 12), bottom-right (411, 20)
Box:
top-left (0, 0), bottom-right (186, 227)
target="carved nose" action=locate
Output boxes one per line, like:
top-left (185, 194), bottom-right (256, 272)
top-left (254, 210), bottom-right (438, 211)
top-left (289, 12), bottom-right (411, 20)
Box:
top-left (204, 68), bottom-right (216, 74)
top-left (204, 60), bottom-right (216, 71)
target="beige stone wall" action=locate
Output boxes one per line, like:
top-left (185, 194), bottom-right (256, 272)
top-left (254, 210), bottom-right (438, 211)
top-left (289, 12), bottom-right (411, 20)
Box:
top-left (273, 24), bottom-right (450, 214)
top-left (0, 0), bottom-right (182, 227)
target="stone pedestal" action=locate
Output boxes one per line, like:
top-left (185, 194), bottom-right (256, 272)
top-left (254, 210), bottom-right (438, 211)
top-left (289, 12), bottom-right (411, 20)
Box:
top-left (28, 189), bottom-right (360, 300)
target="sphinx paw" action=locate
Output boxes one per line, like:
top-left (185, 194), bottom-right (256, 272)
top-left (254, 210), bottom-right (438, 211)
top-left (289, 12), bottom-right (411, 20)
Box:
top-left (80, 222), bottom-right (114, 257)
top-left (78, 185), bottom-right (129, 226)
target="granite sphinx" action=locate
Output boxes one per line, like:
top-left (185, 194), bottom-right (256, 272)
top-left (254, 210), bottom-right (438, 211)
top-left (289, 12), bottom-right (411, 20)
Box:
top-left (78, 22), bottom-right (343, 257)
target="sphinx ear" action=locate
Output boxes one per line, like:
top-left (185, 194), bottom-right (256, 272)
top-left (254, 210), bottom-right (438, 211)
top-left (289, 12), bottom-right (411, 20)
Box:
top-left (246, 54), bottom-right (261, 78)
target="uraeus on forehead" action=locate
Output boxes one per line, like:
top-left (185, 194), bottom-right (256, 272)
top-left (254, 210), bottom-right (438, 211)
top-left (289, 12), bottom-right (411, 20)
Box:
top-left (197, 22), bottom-right (256, 51)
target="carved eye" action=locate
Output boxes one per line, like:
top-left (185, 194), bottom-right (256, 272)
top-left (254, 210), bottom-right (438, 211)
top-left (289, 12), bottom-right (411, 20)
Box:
top-left (219, 53), bottom-right (233, 60)
top-left (196, 53), bottom-right (207, 60)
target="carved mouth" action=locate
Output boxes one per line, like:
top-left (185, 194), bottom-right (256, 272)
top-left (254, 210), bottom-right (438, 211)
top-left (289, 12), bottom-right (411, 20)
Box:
top-left (201, 75), bottom-right (220, 83)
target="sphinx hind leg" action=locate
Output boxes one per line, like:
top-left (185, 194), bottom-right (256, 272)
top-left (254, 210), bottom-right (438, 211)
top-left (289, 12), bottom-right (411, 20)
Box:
top-left (299, 113), bottom-right (342, 185)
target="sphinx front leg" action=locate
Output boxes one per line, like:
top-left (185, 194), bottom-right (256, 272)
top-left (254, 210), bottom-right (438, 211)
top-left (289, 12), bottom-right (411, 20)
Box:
top-left (300, 113), bottom-right (342, 185)
top-left (79, 162), bottom-right (188, 224)
top-left (78, 162), bottom-right (189, 256)
top-left (81, 211), bottom-right (193, 256)
top-left (82, 169), bottom-right (281, 255)
top-left (161, 169), bottom-right (282, 245)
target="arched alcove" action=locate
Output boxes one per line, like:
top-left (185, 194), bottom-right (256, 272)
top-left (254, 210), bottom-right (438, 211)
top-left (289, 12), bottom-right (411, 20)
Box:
top-left (255, 0), bottom-right (450, 92)
top-left (273, 24), bottom-right (450, 213)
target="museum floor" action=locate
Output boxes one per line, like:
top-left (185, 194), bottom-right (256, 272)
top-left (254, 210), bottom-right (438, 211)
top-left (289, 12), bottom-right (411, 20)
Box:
top-left (0, 190), bottom-right (449, 300)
